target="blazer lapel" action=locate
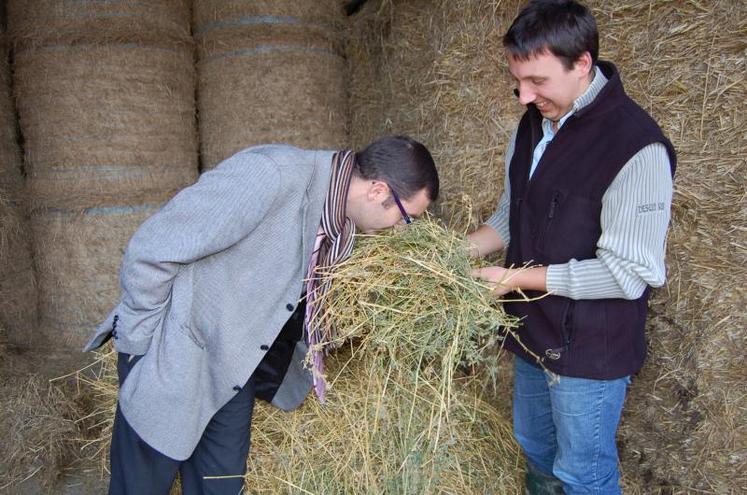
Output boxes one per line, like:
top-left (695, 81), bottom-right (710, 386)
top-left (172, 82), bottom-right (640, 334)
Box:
top-left (301, 151), bottom-right (334, 268)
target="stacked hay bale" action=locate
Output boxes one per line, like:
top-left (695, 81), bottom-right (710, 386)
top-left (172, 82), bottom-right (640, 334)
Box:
top-left (0, 26), bottom-right (37, 347)
top-left (593, 3), bottom-right (746, 492)
top-left (193, 0), bottom-right (348, 169)
top-left (347, 0), bottom-right (746, 492)
top-left (7, 1), bottom-right (199, 362)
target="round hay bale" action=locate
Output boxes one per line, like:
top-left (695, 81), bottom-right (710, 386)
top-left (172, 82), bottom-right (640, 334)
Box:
top-left (7, 0), bottom-right (191, 48)
top-left (31, 204), bottom-right (160, 353)
top-left (193, 0), bottom-right (343, 24)
top-left (13, 44), bottom-right (198, 210)
top-left (194, 0), bottom-right (348, 169)
top-left (0, 36), bottom-right (37, 345)
top-left (9, 1), bottom-right (199, 361)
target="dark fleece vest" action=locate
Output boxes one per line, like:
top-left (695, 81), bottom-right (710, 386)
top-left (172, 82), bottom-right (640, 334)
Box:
top-left (503, 61), bottom-right (676, 379)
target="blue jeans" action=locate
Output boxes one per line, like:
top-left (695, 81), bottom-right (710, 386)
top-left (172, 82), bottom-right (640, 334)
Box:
top-left (513, 356), bottom-right (630, 495)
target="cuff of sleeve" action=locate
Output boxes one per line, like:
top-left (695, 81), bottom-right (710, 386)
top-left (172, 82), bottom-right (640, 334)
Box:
top-left (113, 335), bottom-right (152, 356)
top-left (546, 264), bottom-right (571, 297)
top-left (484, 213), bottom-right (510, 247)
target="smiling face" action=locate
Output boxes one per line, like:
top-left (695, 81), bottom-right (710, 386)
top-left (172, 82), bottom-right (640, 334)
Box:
top-left (508, 50), bottom-right (593, 123)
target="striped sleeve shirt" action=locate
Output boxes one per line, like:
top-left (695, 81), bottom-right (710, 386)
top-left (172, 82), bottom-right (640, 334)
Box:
top-left (485, 67), bottom-right (673, 300)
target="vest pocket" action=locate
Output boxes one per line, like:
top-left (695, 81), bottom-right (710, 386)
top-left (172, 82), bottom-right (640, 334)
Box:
top-left (542, 299), bottom-right (574, 362)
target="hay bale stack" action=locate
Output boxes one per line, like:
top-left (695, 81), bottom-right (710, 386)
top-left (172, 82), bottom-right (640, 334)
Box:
top-left (591, 3), bottom-right (747, 492)
top-left (194, 0), bottom-right (348, 169)
top-left (0, 33), bottom-right (37, 345)
top-left (8, 1), bottom-right (198, 353)
top-left (347, 0), bottom-right (746, 492)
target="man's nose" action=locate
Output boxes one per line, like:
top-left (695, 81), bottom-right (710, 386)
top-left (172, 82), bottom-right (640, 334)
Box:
top-left (516, 86), bottom-right (536, 106)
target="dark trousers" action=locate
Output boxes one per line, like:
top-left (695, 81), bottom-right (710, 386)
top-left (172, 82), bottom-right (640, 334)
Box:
top-left (108, 353), bottom-right (256, 495)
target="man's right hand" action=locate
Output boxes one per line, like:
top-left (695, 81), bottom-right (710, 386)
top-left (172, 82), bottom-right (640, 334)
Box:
top-left (466, 224), bottom-right (505, 258)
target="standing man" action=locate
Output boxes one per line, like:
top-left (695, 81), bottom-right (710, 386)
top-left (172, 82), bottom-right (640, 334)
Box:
top-left (84, 136), bottom-right (439, 495)
top-left (469, 1), bottom-right (675, 493)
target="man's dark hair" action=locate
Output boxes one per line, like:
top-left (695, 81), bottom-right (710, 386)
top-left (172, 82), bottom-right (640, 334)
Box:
top-left (355, 135), bottom-right (439, 201)
top-left (503, 0), bottom-right (598, 70)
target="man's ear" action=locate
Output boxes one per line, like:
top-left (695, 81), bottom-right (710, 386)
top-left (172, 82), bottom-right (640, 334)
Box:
top-left (366, 180), bottom-right (389, 201)
top-left (574, 51), bottom-right (593, 77)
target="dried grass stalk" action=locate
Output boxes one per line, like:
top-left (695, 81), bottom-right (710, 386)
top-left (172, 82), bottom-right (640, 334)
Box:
top-left (311, 217), bottom-right (523, 374)
top-left (243, 218), bottom-right (524, 493)
top-left (247, 351), bottom-right (522, 494)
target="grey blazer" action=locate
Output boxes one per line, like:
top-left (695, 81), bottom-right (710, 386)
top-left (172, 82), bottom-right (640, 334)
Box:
top-left (85, 145), bottom-right (334, 460)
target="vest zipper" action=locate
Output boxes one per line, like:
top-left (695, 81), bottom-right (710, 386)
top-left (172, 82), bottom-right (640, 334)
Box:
top-left (538, 191), bottom-right (562, 250)
top-left (548, 192), bottom-right (560, 219)
top-left (561, 300), bottom-right (574, 347)
top-left (544, 300), bottom-right (574, 362)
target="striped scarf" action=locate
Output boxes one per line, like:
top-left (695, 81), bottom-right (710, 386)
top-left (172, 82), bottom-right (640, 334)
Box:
top-left (304, 150), bottom-right (357, 402)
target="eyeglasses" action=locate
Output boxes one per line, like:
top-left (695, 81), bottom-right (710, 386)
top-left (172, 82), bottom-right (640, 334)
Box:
top-left (387, 184), bottom-right (412, 225)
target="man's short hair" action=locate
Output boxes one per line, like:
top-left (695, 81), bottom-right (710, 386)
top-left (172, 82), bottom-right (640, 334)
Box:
top-left (355, 136), bottom-right (439, 202)
top-left (503, 0), bottom-right (598, 70)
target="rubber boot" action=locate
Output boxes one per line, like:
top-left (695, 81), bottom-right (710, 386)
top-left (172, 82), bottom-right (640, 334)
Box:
top-left (524, 463), bottom-right (565, 495)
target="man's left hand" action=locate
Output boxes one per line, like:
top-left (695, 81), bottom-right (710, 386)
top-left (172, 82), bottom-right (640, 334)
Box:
top-left (471, 266), bottom-right (549, 296)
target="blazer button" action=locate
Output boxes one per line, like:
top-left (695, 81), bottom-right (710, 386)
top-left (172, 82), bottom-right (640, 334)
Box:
top-left (233, 385), bottom-right (241, 392)
top-left (286, 303), bottom-right (294, 311)
top-left (260, 345), bottom-right (269, 351)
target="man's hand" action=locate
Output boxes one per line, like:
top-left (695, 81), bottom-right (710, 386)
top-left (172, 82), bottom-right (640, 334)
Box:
top-left (466, 225), bottom-right (505, 258)
top-left (472, 266), bottom-right (549, 296)
top-left (472, 266), bottom-right (514, 296)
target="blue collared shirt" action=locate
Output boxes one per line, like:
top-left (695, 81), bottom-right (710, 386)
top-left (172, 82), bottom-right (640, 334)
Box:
top-left (528, 110), bottom-right (575, 179)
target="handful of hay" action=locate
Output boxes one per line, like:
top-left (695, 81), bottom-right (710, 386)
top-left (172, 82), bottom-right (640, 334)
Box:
top-left (310, 215), bottom-right (522, 387)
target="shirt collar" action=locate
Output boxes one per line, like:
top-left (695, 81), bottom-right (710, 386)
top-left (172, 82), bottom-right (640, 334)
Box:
top-left (542, 66), bottom-right (609, 133)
